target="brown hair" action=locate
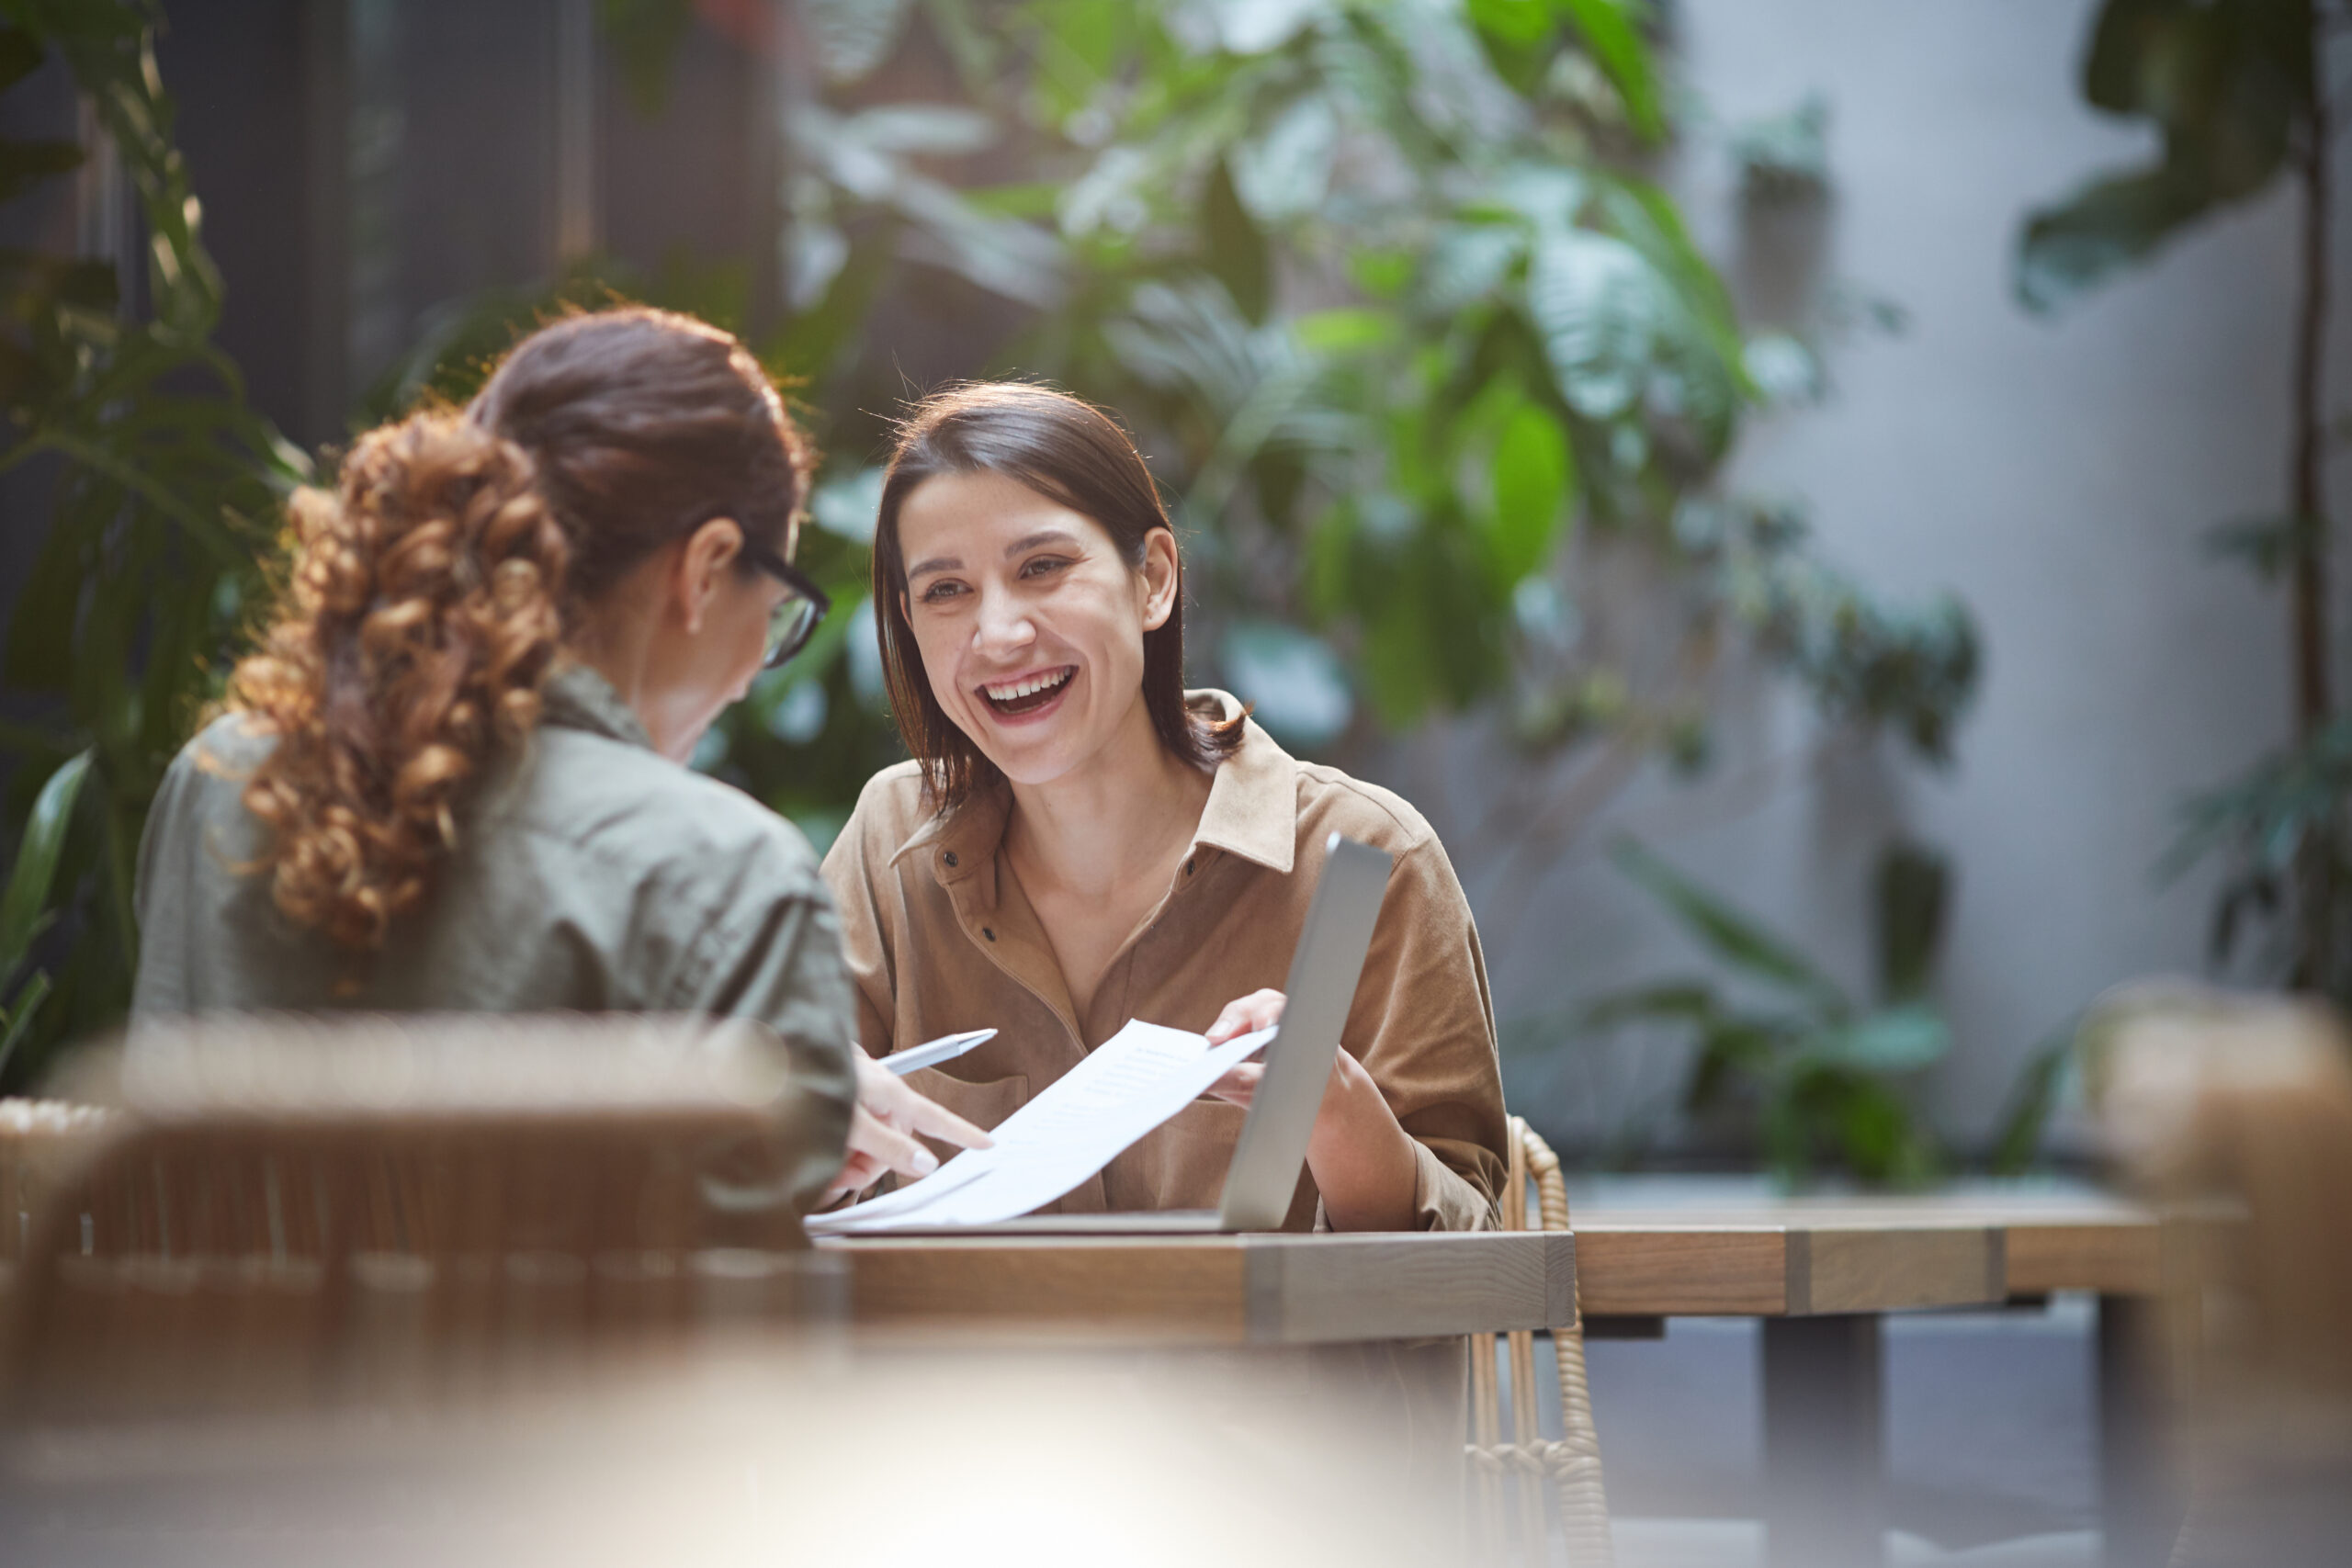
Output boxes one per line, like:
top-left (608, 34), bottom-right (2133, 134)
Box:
top-left (228, 307), bottom-right (813, 950)
top-left (872, 382), bottom-right (1243, 809)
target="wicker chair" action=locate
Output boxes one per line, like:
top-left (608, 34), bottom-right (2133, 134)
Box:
top-left (0, 1013), bottom-right (840, 1419)
top-left (1466, 1115), bottom-right (1613, 1567)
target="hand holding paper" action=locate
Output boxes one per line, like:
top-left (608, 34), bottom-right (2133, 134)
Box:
top-left (821, 1046), bottom-right (996, 1201)
top-left (805, 1020), bottom-right (1275, 1234)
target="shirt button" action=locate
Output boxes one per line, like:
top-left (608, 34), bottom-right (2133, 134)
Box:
top-left (1183, 858), bottom-right (1194, 875)
top-left (982, 927), bottom-right (996, 942)
top-left (944, 851), bottom-right (958, 868)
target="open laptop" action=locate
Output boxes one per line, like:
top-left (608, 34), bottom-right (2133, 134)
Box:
top-left (870, 832), bottom-right (1395, 1235)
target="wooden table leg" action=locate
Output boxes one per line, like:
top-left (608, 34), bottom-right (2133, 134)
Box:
top-left (2098, 1293), bottom-right (2181, 1568)
top-left (1762, 1314), bottom-right (1883, 1568)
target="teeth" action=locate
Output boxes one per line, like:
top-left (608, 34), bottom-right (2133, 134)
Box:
top-left (985, 669), bottom-right (1070, 701)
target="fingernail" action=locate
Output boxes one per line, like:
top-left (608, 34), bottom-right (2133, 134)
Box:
top-left (911, 1148), bottom-right (938, 1176)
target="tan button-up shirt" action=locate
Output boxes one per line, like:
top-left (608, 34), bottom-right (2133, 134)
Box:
top-left (820, 693), bottom-right (1508, 1231)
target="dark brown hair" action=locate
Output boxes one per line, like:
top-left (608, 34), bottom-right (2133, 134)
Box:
top-left (228, 307), bottom-right (813, 950)
top-left (873, 382), bottom-right (1243, 809)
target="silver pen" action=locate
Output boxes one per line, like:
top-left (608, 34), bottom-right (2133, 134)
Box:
top-left (880, 1028), bottom-right (998, 1076)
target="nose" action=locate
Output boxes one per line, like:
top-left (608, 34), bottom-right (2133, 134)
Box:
top-left (971, 582), bottom-right (1035, 660)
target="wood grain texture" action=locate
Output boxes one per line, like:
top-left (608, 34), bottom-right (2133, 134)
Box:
top-left (1573, 1190), bottom-right (2169, 1313)
top-left (2004, 1219), bottom-right (2163, 1296)
top-left (838, 1236), bottom-right (1250, 1340)
top-left (831, 1232), bottom-right (1568, 1346)
top-left (1795, 1224), bottom-right (2002, 1314)
top-left (1574, 1215), bottom-right (2003, 1316)
top-left (1247, 1232), bottom-right (1571, 1344)
top-left (1573, 1226), bottom-right (1792, 1316)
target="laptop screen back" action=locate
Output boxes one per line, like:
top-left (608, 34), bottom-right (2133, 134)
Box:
top-left (1213, 834), bottom-right (1396, 1231)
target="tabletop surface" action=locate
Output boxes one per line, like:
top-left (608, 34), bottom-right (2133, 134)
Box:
top-left (1565, 1178), bottom-right (2165, 1314)
top-left (822, 1181), bottom-right (2169, 1337)
top-left (822, 1228), bottom-right (1575, 1345)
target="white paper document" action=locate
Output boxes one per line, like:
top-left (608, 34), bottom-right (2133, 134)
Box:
top-left (804, 1020), bottom-right (1275, 1235)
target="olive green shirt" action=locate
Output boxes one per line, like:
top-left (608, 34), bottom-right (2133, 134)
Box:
top-left (130, 665), bottom-right (857, 1198)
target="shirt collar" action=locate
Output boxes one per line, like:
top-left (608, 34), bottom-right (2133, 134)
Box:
top-left (887, 688), bottom-right (1298, 882)
top-left (539, 662), bottom-right (656, 752)
top-left (1185, 689), bottom-right (1296, 874)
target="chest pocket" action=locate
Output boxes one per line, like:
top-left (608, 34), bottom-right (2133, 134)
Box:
top-left (900, 1066), bottom-right (1029, 1162)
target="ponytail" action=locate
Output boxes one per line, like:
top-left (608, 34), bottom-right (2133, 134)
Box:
top-left (228, 413), bottom-right (569, 951)
top-left (224, 305), bottom-right (810, 951)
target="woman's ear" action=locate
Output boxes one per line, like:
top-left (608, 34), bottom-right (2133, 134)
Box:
top-left (675, 517), bottom-right (746, 634)
top-left (1140, 527), bottom-right (1181, 632)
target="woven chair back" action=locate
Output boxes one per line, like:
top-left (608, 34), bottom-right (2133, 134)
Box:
top-left (1466, 1115), bottom-right (1613, 1568)
top-left (0, 1013), bottom-right (836, 1419)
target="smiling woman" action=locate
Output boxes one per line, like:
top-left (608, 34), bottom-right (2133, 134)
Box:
top-left (823, 382), bottom-right (1510, 1234)
top-left (870, 383), bottom-right (1245, 808)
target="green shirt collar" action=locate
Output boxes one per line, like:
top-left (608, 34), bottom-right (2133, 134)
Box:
top-left (540, 662), bottom-right (656, 752)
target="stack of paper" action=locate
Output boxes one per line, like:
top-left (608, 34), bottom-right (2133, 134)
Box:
top-left (805, 1020), bottom-right (1274, 1235)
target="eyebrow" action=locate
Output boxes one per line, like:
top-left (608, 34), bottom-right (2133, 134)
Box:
top-left (905, 529), bottom-right (1082, 581)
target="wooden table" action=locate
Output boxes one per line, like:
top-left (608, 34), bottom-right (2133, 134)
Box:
top-left (825, 1229), bottom-right (1577, 1344)
top-left (822, 1190), bottom-right (2174, 1566)
top-left (1568, 1182), bottom-right (2170, 1568)
top-left (827, 1229), bottom-right (1576, 1507)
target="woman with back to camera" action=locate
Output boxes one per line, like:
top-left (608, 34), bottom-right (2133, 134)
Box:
top-left (823, 382), bottom-right (1509, 1230)
top-left (132, 307), bottom-right (985, 1203)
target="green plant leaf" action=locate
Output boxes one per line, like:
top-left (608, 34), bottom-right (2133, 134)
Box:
top-left (2016, 0), bottom-right (2309, 312)
top-left (1873, 840), bottom-right (1951, 1001)
top-left (0, 968), bottom-right (51, 1085)
top-left (1578, 978), bottom-right (1718, 1030)
top-left (1525, 226), bottom-right (1659, 421)
top-left (1202, 154), bottom-right (1271, 322)
top-left (1610, 837), bottom-right (1847, 1005)
top-left (594, 0), bottom-right (695, 116)
top-left (1487, 399), bottom-right (1574, 583)
top-left (1552, 0), bottom-right (1664, 139)
top-left (1820, 1004), bottom-right (1951, 1073)
top-left (1293, 307), bottom-right (1396, 355)
top-left (2016, 165), bottom-right (2214, 313)
top-left (0, 748), bottom-right (93, 976)
top-left (0, 24), bottom-right (44, 91)
top-left (1988, 1034), bottom-right (2070, 1176)
top-left (803, 0), bottom-right (917, 83)
top-left (0, 136), bottom-right (83, 204)
top-left (2204, 512), bottom-right (2324, 582)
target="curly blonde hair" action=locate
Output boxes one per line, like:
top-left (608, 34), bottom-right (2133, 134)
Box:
top-left (225, 307), bottom-right (813, 951)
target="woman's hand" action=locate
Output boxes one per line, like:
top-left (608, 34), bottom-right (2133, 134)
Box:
top-left (821, 1049), bottom-right (994, 1201)
top-left (1203, 989), bottom-right (1421, 1230)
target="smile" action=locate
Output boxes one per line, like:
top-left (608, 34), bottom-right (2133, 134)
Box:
top-left (979, 666), bottom-right (1075, 716)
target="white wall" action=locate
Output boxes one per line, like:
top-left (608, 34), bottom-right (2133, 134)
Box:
top-left (1385, 0), bottom-right (2347, 1153)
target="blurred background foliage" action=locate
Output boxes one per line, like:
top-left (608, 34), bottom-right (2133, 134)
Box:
top-left (1566, 836), bottom-right (1956, 1186)
top-left (0, 0), bottom-right (1993, 1177)
top-left (2018, 0), bottom-right (2350, 1006)
top-left (0, 0), bottom-right (305, 1082)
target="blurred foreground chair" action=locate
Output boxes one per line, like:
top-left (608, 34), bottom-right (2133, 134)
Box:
top-left (2086, 984), bottom-right (2352, 1568)
top-left (0, 1013), bottom-right (841, 1420)
top-left (1466, 1114), bottom-right (1612, 1567)
top-left (1, 1097), bottom-right (113, 1265)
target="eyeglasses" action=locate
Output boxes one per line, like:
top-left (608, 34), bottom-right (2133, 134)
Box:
top-left (743, 542), bottom-right (831, 670)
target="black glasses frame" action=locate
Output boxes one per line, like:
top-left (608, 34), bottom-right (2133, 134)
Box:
top-left (743, 542), bottom-right (832, 670)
